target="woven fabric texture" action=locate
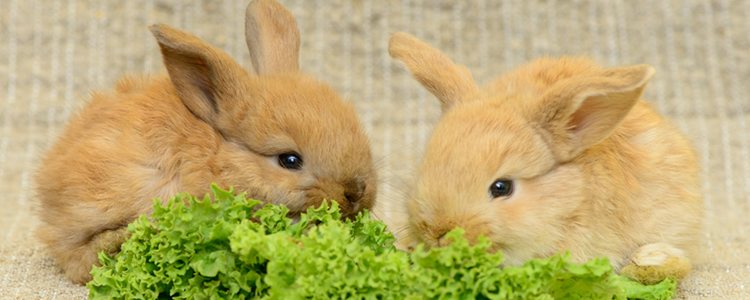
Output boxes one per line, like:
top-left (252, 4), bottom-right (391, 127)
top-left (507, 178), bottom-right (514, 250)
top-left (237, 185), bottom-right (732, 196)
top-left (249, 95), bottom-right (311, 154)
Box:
top-left (1, 0), bottom-right (748, 298)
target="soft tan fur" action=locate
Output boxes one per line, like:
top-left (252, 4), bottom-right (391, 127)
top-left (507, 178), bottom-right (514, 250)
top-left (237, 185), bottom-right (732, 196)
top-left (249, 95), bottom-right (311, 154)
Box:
top-left (389, 32), bottom-right (703, 283)
top-left (35, 0), bottom-right (376, 285)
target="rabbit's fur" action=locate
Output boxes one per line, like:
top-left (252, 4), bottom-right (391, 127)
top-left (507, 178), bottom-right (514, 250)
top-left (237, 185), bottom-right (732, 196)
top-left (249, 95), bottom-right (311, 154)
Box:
top-left (35, 0), bottom-right (376, 284)
top-left (390, 32), bottom-right (703, 282)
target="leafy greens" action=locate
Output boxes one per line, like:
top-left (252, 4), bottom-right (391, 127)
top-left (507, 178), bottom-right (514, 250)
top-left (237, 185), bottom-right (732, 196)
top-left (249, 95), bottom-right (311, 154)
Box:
top-left (87, 185), bottom-right (676, 299)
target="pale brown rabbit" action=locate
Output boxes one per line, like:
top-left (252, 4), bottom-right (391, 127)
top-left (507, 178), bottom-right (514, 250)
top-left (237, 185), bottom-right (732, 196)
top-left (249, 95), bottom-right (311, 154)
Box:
top-left (389, 32), bottom-right (703, 284)
top-left (35, 0), bottom-right (376, 284)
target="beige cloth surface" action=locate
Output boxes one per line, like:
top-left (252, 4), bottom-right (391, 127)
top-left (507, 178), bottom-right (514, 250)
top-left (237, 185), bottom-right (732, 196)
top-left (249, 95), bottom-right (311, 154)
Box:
top-left (1, 0), bottom-right (748, 298)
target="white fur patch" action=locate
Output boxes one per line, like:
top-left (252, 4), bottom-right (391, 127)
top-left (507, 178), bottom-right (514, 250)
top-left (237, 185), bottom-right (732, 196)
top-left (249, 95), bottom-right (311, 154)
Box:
top-left (631, 242), bottom-right (685, 266)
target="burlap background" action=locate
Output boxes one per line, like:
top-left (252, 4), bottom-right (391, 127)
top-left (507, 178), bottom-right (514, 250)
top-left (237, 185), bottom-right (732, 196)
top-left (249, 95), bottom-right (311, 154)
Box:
top-left (1, 0), bottom-right (748, 298)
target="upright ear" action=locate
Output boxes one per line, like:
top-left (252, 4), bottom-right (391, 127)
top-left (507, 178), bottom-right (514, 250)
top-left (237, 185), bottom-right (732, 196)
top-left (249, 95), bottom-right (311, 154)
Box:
top-left (150, 24), bottom-right (248, 125)
top-left (245, 0), bottom-right (301, 75)
top-left (388, 32), bottom-right (479, 112)
top-left (535, 64), bottom-right (655, 161)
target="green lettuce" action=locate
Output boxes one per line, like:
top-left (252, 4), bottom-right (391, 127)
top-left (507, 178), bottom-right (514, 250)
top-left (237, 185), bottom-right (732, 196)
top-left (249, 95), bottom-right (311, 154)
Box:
top-left (87, 185), bottom-right (676, 299)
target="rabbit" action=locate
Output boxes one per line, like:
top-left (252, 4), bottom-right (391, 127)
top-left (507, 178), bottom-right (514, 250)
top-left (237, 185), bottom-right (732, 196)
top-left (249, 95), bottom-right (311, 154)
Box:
top-left (35, 0), bottom-right (376, 285)
top-left (389, 32), bottom-right (703, 284)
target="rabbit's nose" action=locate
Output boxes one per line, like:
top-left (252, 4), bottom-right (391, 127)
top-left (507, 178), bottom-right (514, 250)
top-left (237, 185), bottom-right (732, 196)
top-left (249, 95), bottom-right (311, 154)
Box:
top-left (436, 230), bottom-right (451, 247)
top-left (344, 190), bottom-right (359, 203)
top-left (343, 179), bottom-right (366, 203)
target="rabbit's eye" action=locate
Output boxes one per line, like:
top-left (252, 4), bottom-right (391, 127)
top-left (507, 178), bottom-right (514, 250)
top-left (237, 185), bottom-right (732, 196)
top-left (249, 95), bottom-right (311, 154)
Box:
top-left (278, 152), bottom-right (303, 170)
top-left (489, 179), bottom-right (514, 198)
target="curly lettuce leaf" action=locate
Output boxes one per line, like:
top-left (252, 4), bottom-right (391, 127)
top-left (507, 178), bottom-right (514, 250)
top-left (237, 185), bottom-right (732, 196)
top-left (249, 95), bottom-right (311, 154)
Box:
top-left (87, 185), bottom-right (676, 300)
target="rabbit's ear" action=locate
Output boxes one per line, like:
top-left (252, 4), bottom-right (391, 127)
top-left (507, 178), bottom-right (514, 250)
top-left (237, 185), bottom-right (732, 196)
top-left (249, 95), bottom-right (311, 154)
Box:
top-left (389, 32), bottom-right (479, 112)
top-left (150, 24), bottom-right (247, 124)
top-left (245, 0), bottom-right (300, 75)
top-left (536, 64), bottom-right (655, 161)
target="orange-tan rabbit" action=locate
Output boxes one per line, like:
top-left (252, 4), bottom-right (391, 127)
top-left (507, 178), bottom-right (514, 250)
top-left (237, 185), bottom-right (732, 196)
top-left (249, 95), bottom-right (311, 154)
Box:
top-left (35, 0), bottom-right (376, 284)
top-left (389, 32), bottom-right (703, 284)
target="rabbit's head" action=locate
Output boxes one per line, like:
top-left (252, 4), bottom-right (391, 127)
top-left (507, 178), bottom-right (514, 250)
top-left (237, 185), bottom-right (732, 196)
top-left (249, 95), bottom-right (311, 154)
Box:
top-left (390, 32), bottom-right (654, 263)
top-left (150, 0), bottom-right (376, 218)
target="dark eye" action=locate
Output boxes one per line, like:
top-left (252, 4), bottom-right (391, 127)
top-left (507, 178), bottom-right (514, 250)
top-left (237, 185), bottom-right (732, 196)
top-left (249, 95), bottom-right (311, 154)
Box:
top-left (489, 179), bottom-right (514, 198)
top-left (277, 152), bottom-right (303, 170)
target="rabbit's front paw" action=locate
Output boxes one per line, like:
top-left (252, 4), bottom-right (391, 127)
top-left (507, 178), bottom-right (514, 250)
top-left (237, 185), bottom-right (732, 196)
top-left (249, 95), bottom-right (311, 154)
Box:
top-left (92, 226), bottom-right (131, 256)
top-left (620, 242), bottom-right (691, 284)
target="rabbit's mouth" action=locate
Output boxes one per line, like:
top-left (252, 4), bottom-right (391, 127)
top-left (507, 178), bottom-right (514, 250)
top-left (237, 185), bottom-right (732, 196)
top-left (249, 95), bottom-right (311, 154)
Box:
top-left (288, 211), bottom-right (302, 223)
top-left (286, 210), bottom-right (323, 226)
top-left (488, 240), bottom-right (509, 253)
top-left (300, 190), bottom-right (357, 220)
